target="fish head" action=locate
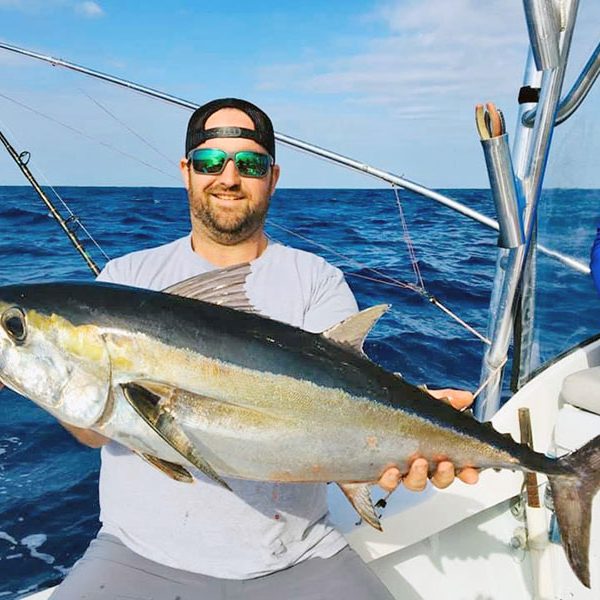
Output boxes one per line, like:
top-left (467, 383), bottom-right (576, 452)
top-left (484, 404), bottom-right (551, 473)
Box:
top-left (0, 298), bottom-right (112, 428)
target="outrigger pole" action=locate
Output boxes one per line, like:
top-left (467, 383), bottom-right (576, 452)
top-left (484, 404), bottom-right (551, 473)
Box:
top-left (0, 42), bottom-right (589, 275)
top-left (0, 128), bottom-right (100, 276)
top-left (475, 0), bottom-right (584, 420)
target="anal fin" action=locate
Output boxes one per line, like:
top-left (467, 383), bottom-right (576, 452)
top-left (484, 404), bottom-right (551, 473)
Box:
top-left (337, 482), bottom-right (382, 531)
top-left (136, 452), bottom-right (194, 483)
top-left (122, 381), bottom-right (232, 492)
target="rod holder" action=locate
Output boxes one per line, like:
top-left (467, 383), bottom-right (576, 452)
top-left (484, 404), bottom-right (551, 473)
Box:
top-left (523, 0), bottom-right (561, 71)
top-left (481, 134), bottom-right (525, 249)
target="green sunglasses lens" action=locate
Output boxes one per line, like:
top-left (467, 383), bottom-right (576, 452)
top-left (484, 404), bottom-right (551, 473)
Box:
top-left (191, 149), bottom-right (227, 174)
top-left (235, 151), bottom-right (270, 177)
top-left (190, 149), bottom-right (271, 178)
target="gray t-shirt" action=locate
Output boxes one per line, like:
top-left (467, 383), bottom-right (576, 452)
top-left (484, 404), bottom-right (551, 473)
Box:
top-left (96, 234), bottom-right (359, 578)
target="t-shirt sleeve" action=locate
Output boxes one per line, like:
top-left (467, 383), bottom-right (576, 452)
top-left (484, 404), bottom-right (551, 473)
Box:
top-left (302, 267), bottom-right (359, 333)
top-left (591, 225), bottom-right (600, 295)
top-left (96, 256), bottom-right (134, 286)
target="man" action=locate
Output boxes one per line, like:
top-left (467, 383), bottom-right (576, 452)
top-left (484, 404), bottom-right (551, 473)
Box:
top-left (45, 98), bottom-right (477, 598)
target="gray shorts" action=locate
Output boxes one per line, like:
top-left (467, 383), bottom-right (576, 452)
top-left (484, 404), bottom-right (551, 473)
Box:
top-left (50, 533), bottom-right (395, 599)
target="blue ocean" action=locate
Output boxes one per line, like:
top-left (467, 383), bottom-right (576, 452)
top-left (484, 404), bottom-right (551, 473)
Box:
top-left (0, 186), bottom-right (598, 598)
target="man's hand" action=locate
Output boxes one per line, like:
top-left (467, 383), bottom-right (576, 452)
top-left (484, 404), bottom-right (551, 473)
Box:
top-left (60, 422), bottom-right (110, 449)
top-left (377, 388), bottom-right (479, 493)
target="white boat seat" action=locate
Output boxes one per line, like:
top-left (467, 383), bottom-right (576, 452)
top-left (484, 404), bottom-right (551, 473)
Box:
top-left (560, 367), bottom-right (600, 416)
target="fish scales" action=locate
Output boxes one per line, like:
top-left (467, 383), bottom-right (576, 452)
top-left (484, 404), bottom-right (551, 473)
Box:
top-left (0, 284), bottom-right (565, 477)
top-left (0, 280), bottom-right (599, 587)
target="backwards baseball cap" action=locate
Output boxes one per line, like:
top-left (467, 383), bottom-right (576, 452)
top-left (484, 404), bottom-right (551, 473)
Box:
top-left (185, 98), bottom-right (276, 160)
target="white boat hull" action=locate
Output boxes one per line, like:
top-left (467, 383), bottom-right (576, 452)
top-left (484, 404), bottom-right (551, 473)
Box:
top-left (329, 335), bottom-right (600, 599)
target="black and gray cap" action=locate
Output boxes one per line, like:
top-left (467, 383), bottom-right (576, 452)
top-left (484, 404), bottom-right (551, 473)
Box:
top-left (185, 98), bottom-right (276, 160)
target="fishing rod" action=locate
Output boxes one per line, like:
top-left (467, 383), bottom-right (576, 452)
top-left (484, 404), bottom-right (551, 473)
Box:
top-left (0, 128), bottom-right (101, 276)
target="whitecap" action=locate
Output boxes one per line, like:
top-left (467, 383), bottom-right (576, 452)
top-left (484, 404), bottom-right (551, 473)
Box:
top-left (21, 533), bottom-right (55, 565)
top-left (0, 531), bottom-right (18, 545)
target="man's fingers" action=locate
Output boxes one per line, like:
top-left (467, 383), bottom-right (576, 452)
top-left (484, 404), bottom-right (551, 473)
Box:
top-left (378, 466), bottom-right (402, 493)
top-left (428, 388), bottom-right (474, 411)
top-left (404, 460), bottom-right (479, 490)
top-left (402, 458), bottom-right (428, 491)
top-left (457, 467), bottom-right (479, 485)
top-left (430, 461), bottom-right (455, 489)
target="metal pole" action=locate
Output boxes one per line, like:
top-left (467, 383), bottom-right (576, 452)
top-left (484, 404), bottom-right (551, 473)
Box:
top-left (510, 52), bottom-right (545, 391)
top-left (522, 41), bottom-right (600, 127)
top-left (0, 128), bottom-right (100, 276)
top-left (474, 0), bottom-right (580, 421)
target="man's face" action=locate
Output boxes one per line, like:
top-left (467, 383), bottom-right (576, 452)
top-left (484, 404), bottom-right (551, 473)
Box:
top-left (180, 108), bottom-right (280, 246)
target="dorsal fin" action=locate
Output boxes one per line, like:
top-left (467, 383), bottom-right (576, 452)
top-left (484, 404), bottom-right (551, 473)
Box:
top-left (322, 304), bottom-right (389, 355)
top-left (162, 263), bottom-right (257, 313)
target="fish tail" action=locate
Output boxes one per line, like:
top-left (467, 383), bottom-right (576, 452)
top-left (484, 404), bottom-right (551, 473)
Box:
top-left (548, 434), bottom-right (600, 588)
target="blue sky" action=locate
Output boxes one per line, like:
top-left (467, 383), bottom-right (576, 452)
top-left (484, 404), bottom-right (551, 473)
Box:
top-left (0, 0), bottom-right (598, 188)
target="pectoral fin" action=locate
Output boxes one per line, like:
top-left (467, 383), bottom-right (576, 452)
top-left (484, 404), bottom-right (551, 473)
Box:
top-left (337, 482), bottom-right (382, 531)
top-left (136, 452), bottom-right (194, 483)
top-left (122, 381), bottom-right (231, 491)
top-left (162, 263), bottom-right (257, 313)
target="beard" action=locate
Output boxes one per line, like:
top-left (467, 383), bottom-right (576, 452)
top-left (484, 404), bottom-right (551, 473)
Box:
top-left (190, 188), bottom-right (270, 246)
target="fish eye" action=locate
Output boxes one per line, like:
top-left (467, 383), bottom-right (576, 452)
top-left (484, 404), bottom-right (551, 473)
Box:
top-left (1, 306), bottom-right (27, 343)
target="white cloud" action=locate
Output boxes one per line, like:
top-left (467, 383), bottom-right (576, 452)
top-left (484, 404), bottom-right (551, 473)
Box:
top-left (75, 1), bottom-right (103, 18)
top-left (255, 0), bottom-right (600, 186)
top-left (257, 0), bottom-right (527, 116)
top-left (261, 0), bottom-right (600, 122)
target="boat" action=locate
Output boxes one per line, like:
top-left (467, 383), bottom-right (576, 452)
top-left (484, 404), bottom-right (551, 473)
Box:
top-left (1, 0), bottom-right (600, 598)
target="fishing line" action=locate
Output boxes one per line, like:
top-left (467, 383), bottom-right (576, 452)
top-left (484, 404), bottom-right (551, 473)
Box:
top-left (0, 91), bottom-right (489, 344)
top-left (471, 356), bottom-right (508, 400)
top-left (43, 184), bottom-right (111, 263)
top-left (392, 185), bottom-right (425, 291)
top-left (0, 110), bottom-right (110, 263)
top-left (390, 185), bottom-right (490, 344)
top-left (267, 221), bottom-right (422, 294)
top-left (267, 220), bottom-right (491, 345)
top-left (0, 91), bottom-right (179, 182)
top-left (78, 87), bottom-right (176, 166)
top-left (429, 300), bottom-right (491, 345)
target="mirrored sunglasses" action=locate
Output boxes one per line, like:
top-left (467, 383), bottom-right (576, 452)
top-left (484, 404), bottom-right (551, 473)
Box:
top-left (187, 148), bottom-right (273, 179)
